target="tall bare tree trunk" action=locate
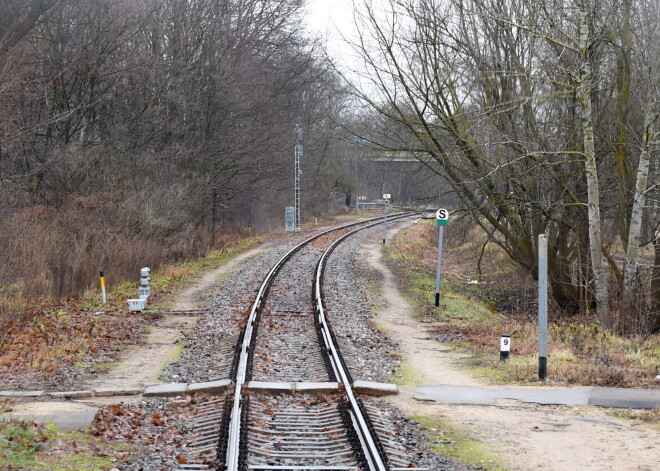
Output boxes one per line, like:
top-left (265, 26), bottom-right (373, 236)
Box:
top-left (622, 0), bottom-right (658, 333)
top-left (621, 101), bottom-right (655, 332)
top-left (653, 240), bottom-right (660, 333)
top-left (615, 0), bottom-right (633, 247)
top-left (577, 9), bottom-right (610, 329)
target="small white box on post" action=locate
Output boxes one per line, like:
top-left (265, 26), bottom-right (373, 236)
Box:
top-left (382, 194), bottom-right (391, 244)
top-left (500, 334), bottom-right (511, 362)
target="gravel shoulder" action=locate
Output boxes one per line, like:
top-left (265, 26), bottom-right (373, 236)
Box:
top-left (367, 227), bottom-right (660, 471)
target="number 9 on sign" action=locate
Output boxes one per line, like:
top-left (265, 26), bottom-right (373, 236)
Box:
top-left (500, 334), bottom-right (511, 362)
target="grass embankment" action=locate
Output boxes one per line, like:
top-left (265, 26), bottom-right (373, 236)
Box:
top-left (0, 418), bottom-right (128, 470)
top-left (384, 221), bottom-right (659, 470)
top-left (385, 221), bottom-right (660, 388)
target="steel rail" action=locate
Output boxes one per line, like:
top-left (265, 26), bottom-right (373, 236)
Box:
top-left (314, 216), bottom-right (415, 471)
top-left (224, 214), bottom-right (410, 471)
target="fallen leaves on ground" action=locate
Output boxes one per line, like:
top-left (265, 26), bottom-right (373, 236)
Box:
top-left (0, 303), bottom-right (152, 390)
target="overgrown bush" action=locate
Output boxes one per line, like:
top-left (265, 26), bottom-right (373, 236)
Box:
top-left (0, 190), bottom-right (207, 299)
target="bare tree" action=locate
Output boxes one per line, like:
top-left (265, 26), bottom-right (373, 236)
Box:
top-left (344, 0), bottom-right (659, 331)
top-left (0, 0), bottom-right (351, 297)
top-left (620, 0), bottom-right (659, 331)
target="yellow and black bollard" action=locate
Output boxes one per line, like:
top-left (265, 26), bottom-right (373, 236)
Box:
top-left (99, 270), bottom-right (107, 304)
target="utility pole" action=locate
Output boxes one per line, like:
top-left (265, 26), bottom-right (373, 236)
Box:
top-left (294, 125), bottom-right (303, 232)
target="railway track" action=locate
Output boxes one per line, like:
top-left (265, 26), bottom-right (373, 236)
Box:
top-left (176, 214), bottom-right (427, 471)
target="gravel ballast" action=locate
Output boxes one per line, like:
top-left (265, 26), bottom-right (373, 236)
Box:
top-left (109, 221), bottom-right (471, 470)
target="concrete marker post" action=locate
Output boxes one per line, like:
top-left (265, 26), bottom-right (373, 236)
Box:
top-left (139, 267), bottom-right (151, 302)
top-left (99, 270), bottom-right (106, 305)
top-left (538, 233), bottom-right (548, 380)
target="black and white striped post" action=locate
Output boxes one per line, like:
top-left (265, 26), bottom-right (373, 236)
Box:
top-left (538, 234), bottom-right (548, 380)
top-left (434, 208), bottom-right (448, 306)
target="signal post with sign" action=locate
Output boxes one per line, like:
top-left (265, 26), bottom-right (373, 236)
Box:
top-left (435, 208), bottom-right (448, 306)
top-left (382, 194), bottom-right (391, 244)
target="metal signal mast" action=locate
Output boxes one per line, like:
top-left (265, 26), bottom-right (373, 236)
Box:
top-left (294, 125), bottom-right (302, 232)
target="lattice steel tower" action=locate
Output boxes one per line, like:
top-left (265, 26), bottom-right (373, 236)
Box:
top-left (294, 125), bottom-right (303, 232)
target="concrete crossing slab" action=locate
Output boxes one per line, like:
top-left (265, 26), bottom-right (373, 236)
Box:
top-left (414, 385), bottom-right (659, 409)
top-left (589, 387), bottom-right (660, 409)
top-left (415, 385), bottom-right (501, 405)
top-left (143, 383), bottom-right (188, 397)
top-left (1, 401), bottom-right (99, 431)
top-left (499, 387), bottom-right (593, 406)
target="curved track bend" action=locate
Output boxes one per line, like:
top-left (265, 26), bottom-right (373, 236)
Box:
top-left (176, 213), bottom-right (426, 471)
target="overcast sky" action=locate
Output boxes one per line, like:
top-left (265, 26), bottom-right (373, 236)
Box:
top-left (305, 0), bottom-right (354, 40)
top-left (304, 0), bottom-right (373, 69)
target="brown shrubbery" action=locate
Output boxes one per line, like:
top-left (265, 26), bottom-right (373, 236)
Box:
top-left (389, 222), bottom-right (660, 388)
top-left (0, 302), bottom-right (149, 390)
top-left (0, 0), bottom-right (352, 322)
top-left (0, 191), bottom-right (209, 300)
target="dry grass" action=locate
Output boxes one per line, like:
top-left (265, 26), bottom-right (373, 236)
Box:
top-left (0, 191), bottom-right (261, 340)
top-left (157, 265), bottom-right (193, 282)
top-left (609, 408), bottom-right (660, 430)
top-left (387, 221), bottom-right (660, 388)
top-left (0, 191), bottom-right (241, 303)
top-left (0, 227), bottom-right (263, 389)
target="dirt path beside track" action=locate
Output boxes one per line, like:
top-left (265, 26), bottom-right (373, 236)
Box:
top-left (366, 234), bottom-right (659, 471)
top-left (82, 247), bottom-right (264, 392)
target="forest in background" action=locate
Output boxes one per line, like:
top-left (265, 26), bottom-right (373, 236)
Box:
top-left (1, 0), bottom-right (658, 336)
top-left (0, 0), bottom-right (374, 299)
top-left (348, 0), bottom-right (659, 333)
